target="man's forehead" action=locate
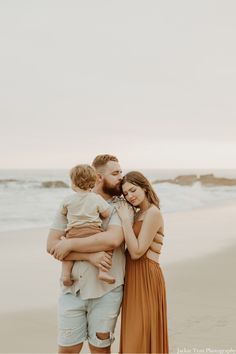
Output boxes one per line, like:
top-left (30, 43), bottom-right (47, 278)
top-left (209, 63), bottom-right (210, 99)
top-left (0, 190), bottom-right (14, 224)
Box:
top-left (104, 161), bottom-right (122, 173)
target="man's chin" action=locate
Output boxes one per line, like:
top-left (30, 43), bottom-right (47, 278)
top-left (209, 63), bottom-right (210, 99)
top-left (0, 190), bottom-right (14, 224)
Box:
top-left (103, 186), bottom-right (122, 197)
top-left (112, 190), bottom-right (122, 197)
top-left (109, 188), bottom-right (122, 197)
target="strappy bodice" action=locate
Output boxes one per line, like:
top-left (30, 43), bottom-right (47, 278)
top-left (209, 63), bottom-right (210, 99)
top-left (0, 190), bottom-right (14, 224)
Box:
top-left (132, 219), bottom-right (164, 263)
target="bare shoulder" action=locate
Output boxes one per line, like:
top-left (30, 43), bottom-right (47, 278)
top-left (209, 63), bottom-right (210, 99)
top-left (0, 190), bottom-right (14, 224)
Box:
top-left (147, 205), bottom-right (161, 216)
top-left (146, 206), bottom-right (163, 222)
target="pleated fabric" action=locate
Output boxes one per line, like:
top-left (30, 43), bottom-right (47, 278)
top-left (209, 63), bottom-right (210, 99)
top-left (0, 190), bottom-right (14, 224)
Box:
top-left (119, 221), bottom-right (169, 354)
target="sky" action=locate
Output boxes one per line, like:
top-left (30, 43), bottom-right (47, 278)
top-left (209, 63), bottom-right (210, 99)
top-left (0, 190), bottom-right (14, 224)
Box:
top-left (0, 0), bottom-right (236, 169)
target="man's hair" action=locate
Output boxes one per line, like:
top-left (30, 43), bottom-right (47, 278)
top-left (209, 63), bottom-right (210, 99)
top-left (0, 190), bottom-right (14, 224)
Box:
top-left (92, 154), bottom-right (119, 171)
top-left (70, 164), bottom-right (97, 190)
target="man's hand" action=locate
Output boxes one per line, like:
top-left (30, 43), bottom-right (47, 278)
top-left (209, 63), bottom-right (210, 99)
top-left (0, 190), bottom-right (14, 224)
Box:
top-left (87, 251), bottom-right (112, 272)
top-left (49, 236), bottom-right (72, 260)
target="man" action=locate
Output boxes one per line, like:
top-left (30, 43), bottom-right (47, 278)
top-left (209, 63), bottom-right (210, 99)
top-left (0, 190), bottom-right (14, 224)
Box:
top-left (47, 154), bottom-right (128, 354)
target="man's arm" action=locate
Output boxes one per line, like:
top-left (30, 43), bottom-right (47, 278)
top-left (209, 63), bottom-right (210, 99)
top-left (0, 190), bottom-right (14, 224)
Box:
top-left (47, 229), bottom-right (65, 253)
top-left (70, 225), bottom-right (124, 251)
top-left (47, 229), bottom-right (112, 271)
top-left (49, 225), bottom-right (124, 261)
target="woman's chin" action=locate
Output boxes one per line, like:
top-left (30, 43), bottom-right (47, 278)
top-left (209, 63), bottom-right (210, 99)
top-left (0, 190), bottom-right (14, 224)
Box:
top-left (131, 201), bottom-right (139, 207)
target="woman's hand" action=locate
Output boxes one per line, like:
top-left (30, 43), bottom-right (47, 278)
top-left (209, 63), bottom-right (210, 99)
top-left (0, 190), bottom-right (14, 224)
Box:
top-left (87, 251), bottom-right (112, 272)
top-left (49, 236), bottom-right (72, 260)
top-left (115, 200), bottom-right (130, 221)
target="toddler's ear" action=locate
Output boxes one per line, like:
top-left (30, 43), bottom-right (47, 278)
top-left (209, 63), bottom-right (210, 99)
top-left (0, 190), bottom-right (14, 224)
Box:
top-left (71, 183), bottom-right (77, 192)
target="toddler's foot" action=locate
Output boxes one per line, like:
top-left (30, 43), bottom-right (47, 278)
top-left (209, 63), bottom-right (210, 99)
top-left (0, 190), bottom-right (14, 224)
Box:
top-left (61, 275), bottom-right (74, 286)
top-left (98, 271), bottom-right (116, 284)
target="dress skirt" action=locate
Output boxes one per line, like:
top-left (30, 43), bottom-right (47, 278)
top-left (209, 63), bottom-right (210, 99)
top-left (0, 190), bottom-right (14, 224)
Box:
top-left (119, 252), bottom-right (169, 353)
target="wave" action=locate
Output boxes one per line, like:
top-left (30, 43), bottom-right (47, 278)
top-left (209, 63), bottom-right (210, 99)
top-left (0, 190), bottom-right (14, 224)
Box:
top-left (1, 180), bottom-right (236, 232)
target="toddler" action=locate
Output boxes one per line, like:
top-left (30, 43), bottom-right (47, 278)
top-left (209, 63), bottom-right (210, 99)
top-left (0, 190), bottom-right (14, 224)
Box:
top-left (58, 164), bottom-right (115, 286)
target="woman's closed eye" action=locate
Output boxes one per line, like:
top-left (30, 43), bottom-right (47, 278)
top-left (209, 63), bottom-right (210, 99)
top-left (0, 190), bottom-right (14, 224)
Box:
top-left (129, 188), bottom-right (136, 194)
top-left (124, 188), bottom-right (136, 196)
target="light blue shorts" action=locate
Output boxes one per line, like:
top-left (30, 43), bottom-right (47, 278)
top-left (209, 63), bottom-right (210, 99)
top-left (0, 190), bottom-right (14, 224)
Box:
top-left (58, 285), bottom-right (123, 348)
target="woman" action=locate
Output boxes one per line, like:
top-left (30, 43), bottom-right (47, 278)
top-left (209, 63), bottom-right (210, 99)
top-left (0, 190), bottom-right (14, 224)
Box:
top-left (116, 171), bottom-right (169, 353)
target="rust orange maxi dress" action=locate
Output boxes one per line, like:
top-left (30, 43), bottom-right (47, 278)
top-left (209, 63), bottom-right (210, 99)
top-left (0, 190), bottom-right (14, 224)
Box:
top-left (119, 220), bottom-right (169, 353)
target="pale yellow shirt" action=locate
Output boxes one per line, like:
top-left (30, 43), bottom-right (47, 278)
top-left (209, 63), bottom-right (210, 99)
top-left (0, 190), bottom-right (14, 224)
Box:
top-left (59, 190), bottom-right (110, 231)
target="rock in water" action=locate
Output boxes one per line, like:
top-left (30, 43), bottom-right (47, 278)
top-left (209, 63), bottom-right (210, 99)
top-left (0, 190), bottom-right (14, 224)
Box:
top-left (41, 181), bottom-right (69, 188)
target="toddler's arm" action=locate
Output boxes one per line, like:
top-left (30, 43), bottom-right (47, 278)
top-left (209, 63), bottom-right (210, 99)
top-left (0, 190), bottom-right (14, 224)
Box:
top-left (100, 207), bottom-right (110, 219)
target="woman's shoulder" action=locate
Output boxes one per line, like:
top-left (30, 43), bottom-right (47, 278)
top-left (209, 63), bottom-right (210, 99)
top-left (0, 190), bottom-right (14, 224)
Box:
top-left (135, 205), bottom-right (162, 222)
top-left (146, 205), bottom-right (163, 221)
top-left (148, 205), bottom-right (161, 215)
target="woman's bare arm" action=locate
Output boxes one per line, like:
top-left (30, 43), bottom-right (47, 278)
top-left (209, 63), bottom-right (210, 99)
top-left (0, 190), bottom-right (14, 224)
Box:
top-left (120, 207), bottom-right (163, 260)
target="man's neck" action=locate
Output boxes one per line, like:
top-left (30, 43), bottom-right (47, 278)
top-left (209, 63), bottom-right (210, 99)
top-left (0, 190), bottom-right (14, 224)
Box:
top-left (93, 186), bottom-right (112, 201)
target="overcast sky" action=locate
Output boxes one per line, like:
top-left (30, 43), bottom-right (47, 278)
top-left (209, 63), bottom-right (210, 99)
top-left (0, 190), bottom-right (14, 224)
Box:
top-left (1, 0), bottom-right (236, 169)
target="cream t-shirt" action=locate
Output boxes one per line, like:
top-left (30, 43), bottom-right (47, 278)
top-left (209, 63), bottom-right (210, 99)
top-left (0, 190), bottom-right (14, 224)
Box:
top-left (58, 190), bottom-right (110, 231)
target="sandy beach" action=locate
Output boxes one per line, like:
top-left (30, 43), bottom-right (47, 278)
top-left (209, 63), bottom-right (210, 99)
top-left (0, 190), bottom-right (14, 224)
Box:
top-left (0, 202), bottom-right (236, 353)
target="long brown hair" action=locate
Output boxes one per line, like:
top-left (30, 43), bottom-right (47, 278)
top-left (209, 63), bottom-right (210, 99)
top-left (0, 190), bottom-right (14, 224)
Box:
top-left (122, 171), bottom-right (160, 209)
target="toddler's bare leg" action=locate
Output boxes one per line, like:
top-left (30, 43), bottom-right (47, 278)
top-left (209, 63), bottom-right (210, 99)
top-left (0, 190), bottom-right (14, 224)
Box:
top-left (61, 260), bottom-right (74, 286)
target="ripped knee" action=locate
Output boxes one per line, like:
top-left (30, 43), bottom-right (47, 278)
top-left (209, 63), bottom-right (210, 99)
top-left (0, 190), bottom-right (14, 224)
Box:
top-left (96, 332), bottom-right (110, 340)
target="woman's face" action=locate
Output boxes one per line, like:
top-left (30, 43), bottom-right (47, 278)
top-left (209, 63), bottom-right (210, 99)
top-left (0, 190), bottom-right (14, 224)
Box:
top-left (122, 181), bottom-right (146, 207)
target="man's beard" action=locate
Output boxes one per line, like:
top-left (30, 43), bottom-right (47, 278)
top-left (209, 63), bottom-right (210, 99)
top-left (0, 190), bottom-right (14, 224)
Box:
top-left (102, 179), bottom-right (122, 197)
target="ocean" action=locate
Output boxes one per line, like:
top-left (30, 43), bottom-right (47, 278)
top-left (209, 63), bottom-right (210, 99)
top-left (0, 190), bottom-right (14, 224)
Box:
top-left (1, 168), bottom-right (236, 232)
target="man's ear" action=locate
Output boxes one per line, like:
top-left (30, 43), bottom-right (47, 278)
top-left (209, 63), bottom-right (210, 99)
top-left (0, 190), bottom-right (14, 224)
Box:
top-left (96, 173), bottom-right (103, 183)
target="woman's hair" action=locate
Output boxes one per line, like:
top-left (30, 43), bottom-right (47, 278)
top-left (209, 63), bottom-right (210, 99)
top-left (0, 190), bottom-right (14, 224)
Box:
top-left (122, 171), bottom-right (160, 209)
top-left (70, 164), bottom-right (97, 190)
